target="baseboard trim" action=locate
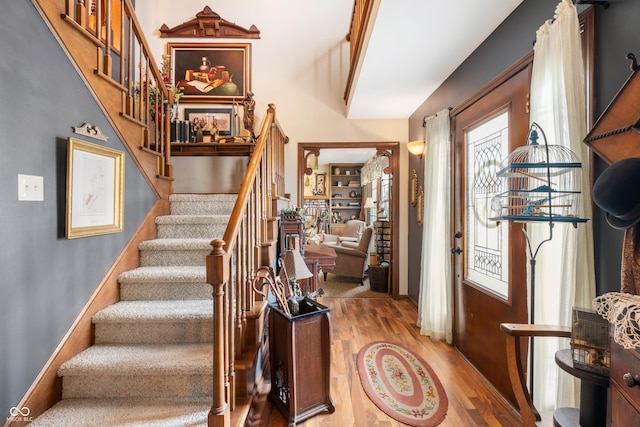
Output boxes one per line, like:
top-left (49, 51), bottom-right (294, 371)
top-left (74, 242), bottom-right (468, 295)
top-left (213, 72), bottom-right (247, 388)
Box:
top-left (4, 199), bottom-right (170, 427)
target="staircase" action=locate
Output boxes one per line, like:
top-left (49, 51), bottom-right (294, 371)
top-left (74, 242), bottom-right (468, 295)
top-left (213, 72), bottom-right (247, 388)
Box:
top-left (30, 194), bottom-right (261, 426)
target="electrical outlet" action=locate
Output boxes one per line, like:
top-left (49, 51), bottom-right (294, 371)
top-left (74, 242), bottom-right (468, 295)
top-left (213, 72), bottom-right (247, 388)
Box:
top-left (18, 174), bottom-right (44, 201)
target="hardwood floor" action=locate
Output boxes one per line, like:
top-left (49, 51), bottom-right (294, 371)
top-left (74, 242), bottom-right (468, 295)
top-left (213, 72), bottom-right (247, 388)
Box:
top-left (247, 297), bottom-right (526, 426)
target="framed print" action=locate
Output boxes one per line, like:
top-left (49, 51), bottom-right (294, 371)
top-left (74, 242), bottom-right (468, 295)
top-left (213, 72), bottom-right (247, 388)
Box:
top-left (417, 185), bottom-right (424, 225)
top-left (168, 42), bottom-right (251, 103)
top-left (66, 137), bottom-right (124, 239)
top-left (315, 173), bottom-right (326, 196)
top-left (410, 168), bottom-right (417, 206)
top-left (184, 108), bottom-right (233, 136)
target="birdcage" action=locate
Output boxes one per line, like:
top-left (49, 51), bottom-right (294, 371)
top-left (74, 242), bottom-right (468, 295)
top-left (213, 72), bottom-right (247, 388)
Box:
top-left (490, 123), bottom-right (588, 225)
top-left (570, 307), bottom-right (610, 375)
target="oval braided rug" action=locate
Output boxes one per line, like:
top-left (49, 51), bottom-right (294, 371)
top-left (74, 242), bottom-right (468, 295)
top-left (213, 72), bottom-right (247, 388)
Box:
top-left (357, 341), bottom-right (448, 426)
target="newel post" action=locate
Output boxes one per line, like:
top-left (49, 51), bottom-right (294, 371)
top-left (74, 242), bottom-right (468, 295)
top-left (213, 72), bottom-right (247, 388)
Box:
top-left (207, 239), bottom-right (230, 427)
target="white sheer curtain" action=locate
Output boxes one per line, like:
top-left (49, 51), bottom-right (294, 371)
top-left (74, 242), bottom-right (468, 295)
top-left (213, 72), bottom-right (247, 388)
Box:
top-left (417, 109), bottom-right (452, 343)
top-left (528, 0), bottom-right (596, 411)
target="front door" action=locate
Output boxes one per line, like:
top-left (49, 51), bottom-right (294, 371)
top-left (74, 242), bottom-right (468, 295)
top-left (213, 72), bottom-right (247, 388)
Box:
top-left (451, 58), bottom-right (532, 405)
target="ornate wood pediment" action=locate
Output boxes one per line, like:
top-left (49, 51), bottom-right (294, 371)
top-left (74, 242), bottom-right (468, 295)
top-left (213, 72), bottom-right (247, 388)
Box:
top-left (584, 55), bottom-right (640, 165)
top-left (159, 6), bottom-right (260, 39)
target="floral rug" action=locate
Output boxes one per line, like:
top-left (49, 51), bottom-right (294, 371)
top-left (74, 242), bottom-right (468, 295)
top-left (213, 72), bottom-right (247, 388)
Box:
top-left (356, 341), bottom-right (448, 426)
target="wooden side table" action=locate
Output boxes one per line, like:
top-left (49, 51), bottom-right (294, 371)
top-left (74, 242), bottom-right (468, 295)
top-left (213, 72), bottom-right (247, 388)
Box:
top-left (268, 298), bottom-right (335, 426)
top-left (554, 349), bottom-right (609, 427)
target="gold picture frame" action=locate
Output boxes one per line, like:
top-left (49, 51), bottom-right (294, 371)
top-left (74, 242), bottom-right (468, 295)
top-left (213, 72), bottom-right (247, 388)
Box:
top-left (417, 185), bottom-right (424, 225)
top-left (168, 42), bottom-right (251, 103)
top-left (410, 169), bottom-right (418, 206)
top-left (66, 137), bottom-right (124, 239)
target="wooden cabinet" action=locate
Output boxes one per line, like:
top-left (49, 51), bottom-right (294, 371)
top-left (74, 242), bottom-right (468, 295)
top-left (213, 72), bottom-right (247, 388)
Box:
top-left (329, 163), bottom-right (363, 225)
top-left (268, 299), bottom-right (334, 426)
top-left (610, 339), bottom-right (640, 425)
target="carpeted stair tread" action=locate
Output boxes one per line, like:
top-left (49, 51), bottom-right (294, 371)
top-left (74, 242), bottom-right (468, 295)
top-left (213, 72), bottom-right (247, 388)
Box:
top-left (138, 238), bottom-right (214, 251)
top-left (29, 397), bottom-right (211, 427)
top-left (59, 344), bottom-right (212, 376)
top-left (118, 266), bottom-right (206, 283)
top-left (155, 215), bottom-right (230, 224)
top-left (93, 300), bottom-right (212, 323)
top-left (170, 193), bottom-right (237, 202)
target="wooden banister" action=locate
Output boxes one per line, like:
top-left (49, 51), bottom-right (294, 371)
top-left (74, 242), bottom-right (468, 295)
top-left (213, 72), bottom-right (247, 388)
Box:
top-left (500, 323), bottom-right (571, 427)
top-left (344, 0), bottom-right (374, 103)
top-left (207, 104), bottom-right (288, 426)
top-left (37, 0), bottom-right (175, 198)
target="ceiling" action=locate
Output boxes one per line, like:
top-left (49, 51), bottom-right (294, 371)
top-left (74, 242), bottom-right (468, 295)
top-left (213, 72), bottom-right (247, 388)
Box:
top-left (346, 0), bottom-right (524, 119)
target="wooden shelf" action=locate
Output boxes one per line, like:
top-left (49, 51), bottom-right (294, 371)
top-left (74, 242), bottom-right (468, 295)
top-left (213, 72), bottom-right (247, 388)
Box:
top-left (170, 142), bottom-right (255, 156)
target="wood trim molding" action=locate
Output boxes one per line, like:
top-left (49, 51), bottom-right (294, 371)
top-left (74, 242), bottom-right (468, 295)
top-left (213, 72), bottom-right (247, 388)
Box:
top-left (160, 6), bottom-right (260, 39)
top-left (5, 199), bottom-right (170, 427)
top-left (297, 141), bottom-right (400, 298)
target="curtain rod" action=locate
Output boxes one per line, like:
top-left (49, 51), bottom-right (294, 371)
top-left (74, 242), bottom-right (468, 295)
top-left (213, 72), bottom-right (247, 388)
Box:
top-left (422, 107), bottom-right (452, 128)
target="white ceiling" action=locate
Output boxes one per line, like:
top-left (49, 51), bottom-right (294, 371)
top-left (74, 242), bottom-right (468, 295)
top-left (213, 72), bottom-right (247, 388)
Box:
top-left (346, 0), bottom-right (524, 119)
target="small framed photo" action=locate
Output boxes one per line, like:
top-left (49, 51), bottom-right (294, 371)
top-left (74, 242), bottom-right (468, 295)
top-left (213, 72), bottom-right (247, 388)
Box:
top-left (184, 108), bottom-right (233, 136)
top-left (66, 137), bottom-right (124, 239)
top-left (168, 42), bottom-right (251, 103)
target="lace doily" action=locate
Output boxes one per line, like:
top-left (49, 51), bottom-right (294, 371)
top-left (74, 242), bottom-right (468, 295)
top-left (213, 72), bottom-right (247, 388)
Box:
top-left (593, 292), bottom-right (640, 349)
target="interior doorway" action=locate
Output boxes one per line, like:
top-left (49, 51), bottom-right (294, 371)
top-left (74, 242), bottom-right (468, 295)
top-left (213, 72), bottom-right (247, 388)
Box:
top-left (297, 142), bottom-right (400, 297)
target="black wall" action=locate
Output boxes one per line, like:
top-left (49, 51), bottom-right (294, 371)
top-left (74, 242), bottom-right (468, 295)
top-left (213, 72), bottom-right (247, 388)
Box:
top-left (0, 1), bottom-right (156, 411)
top-left (407, 0), bottom-right (640, 302)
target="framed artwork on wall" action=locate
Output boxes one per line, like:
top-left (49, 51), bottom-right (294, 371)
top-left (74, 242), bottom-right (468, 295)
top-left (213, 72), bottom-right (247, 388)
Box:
top-left (410, 169), bottom-right (417, 206)
top-left (168, 42), bottom-right (251, 103)
top-left (66, 137), bottom-right (124, 239)
top-left (184, 107), bottom-right (233, 136)
top-left (417, 185), bottom-right (424, 225)
top-left (315, 173), bottom-right (326, 196)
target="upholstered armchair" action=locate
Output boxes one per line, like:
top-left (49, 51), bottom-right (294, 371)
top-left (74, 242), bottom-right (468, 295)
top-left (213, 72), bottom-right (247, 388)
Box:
top-left (323, 227), bottom-right (373, 285)
top-left (322, 219), bottom-right (366, 246)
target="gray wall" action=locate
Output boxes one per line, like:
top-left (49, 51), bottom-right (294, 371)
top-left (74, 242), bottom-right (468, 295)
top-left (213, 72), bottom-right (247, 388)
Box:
top-left (0, 1), bottom-right (156, 411)
top-left (407, 0), bottom-right (640, 301)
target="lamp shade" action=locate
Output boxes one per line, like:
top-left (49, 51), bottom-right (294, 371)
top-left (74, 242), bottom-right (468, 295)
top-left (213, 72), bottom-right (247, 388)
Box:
top-left (363, 197), bottom-right (375, 209)
top-left (407, 140), bottom-right (425, 158)
top-left (283, 249), bottom-right (312, 280)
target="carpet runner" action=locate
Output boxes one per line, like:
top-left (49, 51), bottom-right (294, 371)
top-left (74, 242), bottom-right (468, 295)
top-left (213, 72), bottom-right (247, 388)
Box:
top-left (357, 341), bottom-right (448, 426)
top-left (30, 194), bottom-right (235, 426)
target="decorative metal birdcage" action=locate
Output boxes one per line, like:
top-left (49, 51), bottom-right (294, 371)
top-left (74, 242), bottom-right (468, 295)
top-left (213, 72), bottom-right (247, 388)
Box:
top-left (490, 122), bottom-right (588, 225)
top-left (490, 122), bottom-right (590, 399)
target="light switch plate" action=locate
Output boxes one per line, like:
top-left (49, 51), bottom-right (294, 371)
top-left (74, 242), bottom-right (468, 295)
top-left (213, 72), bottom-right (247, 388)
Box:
top-left (18, 174), bottom-right (44, 201)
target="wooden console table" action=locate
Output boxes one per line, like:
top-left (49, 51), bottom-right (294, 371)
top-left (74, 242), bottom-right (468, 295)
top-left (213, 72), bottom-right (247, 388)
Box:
top-left (268, 298), bottom-right (335, 426)
top-left (301, 243), bottom-right (336, 293)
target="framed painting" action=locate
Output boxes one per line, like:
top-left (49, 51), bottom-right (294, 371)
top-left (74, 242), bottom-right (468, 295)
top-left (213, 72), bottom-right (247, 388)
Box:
top-left (168, 42), bottom-right (251, 103)
top-left (66, 137), bottom-right (124, 239)
top-left (184, 107), bottom-right (234, 136)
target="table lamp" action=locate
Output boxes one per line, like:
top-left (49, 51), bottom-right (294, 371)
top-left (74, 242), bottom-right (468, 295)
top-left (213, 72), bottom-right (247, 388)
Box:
top-left (281, 249), bottom-right (313, 314)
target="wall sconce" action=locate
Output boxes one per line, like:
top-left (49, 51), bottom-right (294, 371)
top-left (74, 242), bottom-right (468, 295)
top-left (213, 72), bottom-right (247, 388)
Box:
top-left (304, 149), bottom-right (320, 175)
top-left (407, 140), bottom-right (425, 159)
